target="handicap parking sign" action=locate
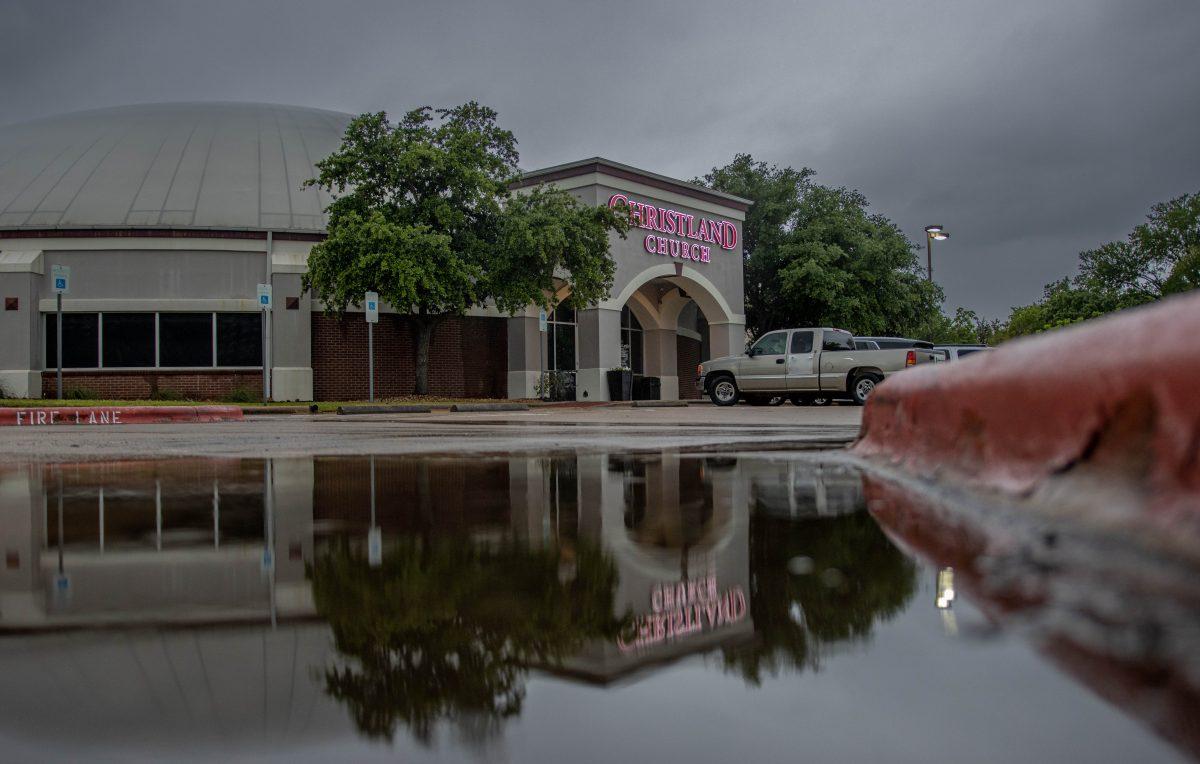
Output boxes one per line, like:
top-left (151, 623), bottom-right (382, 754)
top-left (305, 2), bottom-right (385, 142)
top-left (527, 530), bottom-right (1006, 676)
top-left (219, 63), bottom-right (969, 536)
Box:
top-left (52, 264), bottom-right (71, 294)
top-left (256, 283), bottom-right (272, 310)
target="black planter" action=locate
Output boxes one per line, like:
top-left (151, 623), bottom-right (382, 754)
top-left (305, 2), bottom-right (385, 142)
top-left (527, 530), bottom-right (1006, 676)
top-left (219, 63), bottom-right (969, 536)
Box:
top-left (606, 370), bottom-right (633, 401)
top-left (632, 375), bottom-right (662, 401)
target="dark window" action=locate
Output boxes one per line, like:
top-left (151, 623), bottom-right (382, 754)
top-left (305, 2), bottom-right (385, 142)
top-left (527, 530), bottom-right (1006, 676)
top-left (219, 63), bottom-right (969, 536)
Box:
top-left (791, 331), bottom-right (814, 354)
top-left (821, 331), bottom-right (854, 351)
top-left (874, 339), bottom-right (905, 349)
top-left (160, 313), bottom-right (214, 367)
top-left (45, 313), bottom-right (99, 368)
top-left (217, 313), bottom-right (262, 367)
top-left (102, 313), bottom-right (155, 368)
top-left (957, 348), bottom-right (983, 358)
top-left (546, 298), bottom-right (577, 372)
top-left (751, 331), bottom-right (787, 356)
top-left (620, 306), bottom-right (644, 374)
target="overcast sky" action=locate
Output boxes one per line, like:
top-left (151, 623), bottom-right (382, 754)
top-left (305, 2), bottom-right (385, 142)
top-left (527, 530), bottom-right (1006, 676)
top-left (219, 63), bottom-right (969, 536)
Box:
top-left (2, 0), bottom-right (1198, 318)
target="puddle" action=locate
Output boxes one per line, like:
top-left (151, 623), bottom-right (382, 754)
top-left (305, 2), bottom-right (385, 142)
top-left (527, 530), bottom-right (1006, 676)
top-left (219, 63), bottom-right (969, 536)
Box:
top-left (0, 453), bottom-right (1195, 762)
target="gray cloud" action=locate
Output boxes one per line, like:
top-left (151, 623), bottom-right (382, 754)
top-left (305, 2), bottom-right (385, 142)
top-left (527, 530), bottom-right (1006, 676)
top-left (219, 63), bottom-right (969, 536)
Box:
top-left (2, 0), bottom-right (1197, 317)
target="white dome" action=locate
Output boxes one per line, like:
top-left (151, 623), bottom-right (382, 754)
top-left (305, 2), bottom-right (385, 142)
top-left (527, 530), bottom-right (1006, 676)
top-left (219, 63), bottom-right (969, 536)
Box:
top-left (0, 102), bottom-right (352, 233)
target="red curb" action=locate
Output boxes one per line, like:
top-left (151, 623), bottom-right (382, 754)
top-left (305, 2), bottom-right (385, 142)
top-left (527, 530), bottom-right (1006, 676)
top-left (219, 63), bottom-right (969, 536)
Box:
top-left (0, 405), bottom-right (244, 427)
top-left (852, 292), bottom-right (1200, 524)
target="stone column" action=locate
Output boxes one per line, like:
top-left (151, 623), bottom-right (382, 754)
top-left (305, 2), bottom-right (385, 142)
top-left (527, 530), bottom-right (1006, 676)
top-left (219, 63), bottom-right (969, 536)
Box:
top-left (642, 328), bottom-right (680, 400)
top-left (269, 272), bottom-right (312, 401)
top-left (708, 320), bottom-right (747, 360)
top-left (506, 315), bottom-right (542, 399)
top-left (0, 251), bottom-right (44, 398)
top-left (575, 307), bottom-right (622, 401)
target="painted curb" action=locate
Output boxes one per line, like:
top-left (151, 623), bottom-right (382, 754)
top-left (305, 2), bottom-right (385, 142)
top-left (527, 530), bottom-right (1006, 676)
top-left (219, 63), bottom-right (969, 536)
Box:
top-left (631, 400), bottom-right (689, 407)
top-left (0, 405), bottom-right (244, 426)
top-left (852, 292), bottom-right (1200, 528)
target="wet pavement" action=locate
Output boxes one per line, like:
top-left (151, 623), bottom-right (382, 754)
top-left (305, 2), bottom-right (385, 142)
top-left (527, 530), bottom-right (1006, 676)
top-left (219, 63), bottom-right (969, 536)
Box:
top-left (0, 450), bottom-right (1195, 762)
top-left (0, 405), bottom-right (862, 461)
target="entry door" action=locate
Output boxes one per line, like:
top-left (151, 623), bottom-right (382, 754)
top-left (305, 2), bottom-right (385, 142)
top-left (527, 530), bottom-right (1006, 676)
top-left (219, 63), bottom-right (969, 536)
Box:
top-left (739, 331), bottom-right (789, 390)
top-left (786, 330), bottom-right (818, 390)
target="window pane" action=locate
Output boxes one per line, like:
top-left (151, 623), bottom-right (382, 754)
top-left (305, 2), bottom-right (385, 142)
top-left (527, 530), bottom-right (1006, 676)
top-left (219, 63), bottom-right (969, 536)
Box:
top-left (160, 313), bottom-right (214, 367)
top-left (752, 331), bottom-right (787, 355)
top-left (45, 313), bottom-right (99, 368)
top-left (958, 348), bottom-right (982, 358)
top-left (554, 297), bottom-right (575, 324)
top-left (791, 331), bottom-right (814, 354)
top-left (102, 313), bottom-right (155, 368)
top-left (553, 324), bottom-right (575, 371)
top-left (217, 313), bottom-right (262, 367)
top-left (821, 331), bottom-right (854, 351)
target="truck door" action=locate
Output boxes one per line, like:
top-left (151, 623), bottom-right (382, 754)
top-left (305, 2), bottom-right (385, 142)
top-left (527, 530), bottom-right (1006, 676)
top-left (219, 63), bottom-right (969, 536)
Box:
top-left (739, 331), bottom-right (789, 391)
top-left (817, 330), bottom-right (857, 391)
top-left (787, 330), bottom-right (819, 390)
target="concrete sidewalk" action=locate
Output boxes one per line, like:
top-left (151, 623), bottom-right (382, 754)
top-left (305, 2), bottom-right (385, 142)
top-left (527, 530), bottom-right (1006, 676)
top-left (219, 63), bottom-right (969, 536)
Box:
top-left (0, 404), bottom-right (863, 461)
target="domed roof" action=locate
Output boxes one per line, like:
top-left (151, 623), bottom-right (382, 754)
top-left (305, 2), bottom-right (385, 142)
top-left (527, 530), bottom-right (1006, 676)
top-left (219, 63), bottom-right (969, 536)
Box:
top-left (0, 102), bottom-right (352, 233)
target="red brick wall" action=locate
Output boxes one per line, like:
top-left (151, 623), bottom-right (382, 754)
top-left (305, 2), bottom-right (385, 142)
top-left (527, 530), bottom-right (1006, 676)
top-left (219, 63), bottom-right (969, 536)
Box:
top-left (312, 314), bottom-right (507, 400)
top-left (40, 371), bottom-right (263, 400)
top-left (677, 335), bottom-right (702, 399)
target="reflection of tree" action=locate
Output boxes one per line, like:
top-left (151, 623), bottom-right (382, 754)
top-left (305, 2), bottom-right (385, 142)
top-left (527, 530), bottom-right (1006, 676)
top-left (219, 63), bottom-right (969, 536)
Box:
top-left (310, 537), bottom-right (626, 743)
top-left (724, 511), bottom-right (917, 684)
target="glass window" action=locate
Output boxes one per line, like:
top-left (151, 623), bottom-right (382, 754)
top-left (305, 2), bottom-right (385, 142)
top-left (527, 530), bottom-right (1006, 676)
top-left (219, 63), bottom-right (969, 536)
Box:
top-left (102, 313), bottom-right (155, 368)
top-left (545, 298), bottom-right (577, 372)
top-left (620, 306), bottom-right (644, 373)
top-left (821, 331), bottom-right (854, 351)
top-left (751, 331), bottom-right (787, 356)
top-left (957, 348), bottom-right (983, 358)
top-left (160, 313), bottom-right (214, 367)
top-left (45, 313), bottom-right (99, 368)
top-left (217, 313), bottom-right (262, 367)
top-left (790, 331), bottom-right (814, 354)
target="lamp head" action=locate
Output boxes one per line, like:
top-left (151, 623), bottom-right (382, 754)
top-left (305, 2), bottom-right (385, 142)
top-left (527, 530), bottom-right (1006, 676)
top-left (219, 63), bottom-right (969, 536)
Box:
top-left (924, 224), bottom-right (944, 235)
top-left (931, 231), bottom-right (949, 241)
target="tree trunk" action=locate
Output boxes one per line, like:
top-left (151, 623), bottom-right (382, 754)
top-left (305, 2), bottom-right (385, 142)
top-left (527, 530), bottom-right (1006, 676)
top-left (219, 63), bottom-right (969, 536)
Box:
top-left (411, 315), bottom-right (443, 396)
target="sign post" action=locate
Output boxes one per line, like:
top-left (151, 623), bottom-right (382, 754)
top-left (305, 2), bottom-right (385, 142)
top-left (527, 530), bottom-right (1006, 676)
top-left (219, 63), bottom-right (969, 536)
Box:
top-left (538, 309), bottom-right (548, 400)
top-left (365, 292), bottom-right (379, 402)
top-left (257, 284), bottom-right (272, 403)
top-left (51, 265), bottom-right (70, 400)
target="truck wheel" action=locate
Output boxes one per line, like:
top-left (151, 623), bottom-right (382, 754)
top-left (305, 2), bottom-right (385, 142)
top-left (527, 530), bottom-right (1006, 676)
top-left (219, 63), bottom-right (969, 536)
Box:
top-left (788, 395), bottom-right (809, 406)
top-left (709, 376), bottom-right (739, 407)
top-left (852, 373), bottom-right (883, 406)
top-left (812, 396), bottom-right (831, 406)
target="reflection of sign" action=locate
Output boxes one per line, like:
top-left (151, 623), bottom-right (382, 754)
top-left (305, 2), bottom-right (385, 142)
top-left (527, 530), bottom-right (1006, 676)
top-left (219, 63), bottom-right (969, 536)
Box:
top-left (52, 264), bottom-right (71, 294)
top-left (617, 574), bottom-right (748, 653)
top-left (365, 291), bottom-right (379, 324)
top-left (368, 527), bottom-right (382, 568)
top-left (608, 193), bottom-right (738, 265)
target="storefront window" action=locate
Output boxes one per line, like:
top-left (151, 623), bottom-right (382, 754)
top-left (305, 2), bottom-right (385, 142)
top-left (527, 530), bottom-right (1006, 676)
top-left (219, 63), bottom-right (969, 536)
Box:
top-left (45, 312), bottom-right (263, 369)
top-left (621, 306), bottom-right (644, 374)
top-left (546, 298), bottom-right (576, 372)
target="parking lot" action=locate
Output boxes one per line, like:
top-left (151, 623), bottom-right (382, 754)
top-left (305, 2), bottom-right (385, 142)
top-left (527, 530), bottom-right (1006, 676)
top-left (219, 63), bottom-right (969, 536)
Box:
top-left (0, 403), bottom-right (863, 462)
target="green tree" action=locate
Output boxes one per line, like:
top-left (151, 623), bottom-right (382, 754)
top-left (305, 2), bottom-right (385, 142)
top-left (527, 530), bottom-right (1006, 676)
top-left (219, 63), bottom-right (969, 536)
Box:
top-left (701, 155), bottom-right (941, 340)
top-left (996, 192), bottom-right (1199, 341)
top-left (304, 104), bottom-right (629, 395)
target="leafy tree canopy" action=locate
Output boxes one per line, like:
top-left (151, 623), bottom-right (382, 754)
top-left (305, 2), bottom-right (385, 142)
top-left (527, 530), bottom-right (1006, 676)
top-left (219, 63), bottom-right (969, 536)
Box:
top-left (995, 191), bottom-right (1199, 341)
top-left (304, 103), bottom-right (628, 393)
top-left (701, 154), bottom-right (942, 340)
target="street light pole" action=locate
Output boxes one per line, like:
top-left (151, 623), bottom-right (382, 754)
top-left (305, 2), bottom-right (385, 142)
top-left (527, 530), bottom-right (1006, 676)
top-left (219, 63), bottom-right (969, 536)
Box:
top-left (923, 225), bottom-right (949, 282)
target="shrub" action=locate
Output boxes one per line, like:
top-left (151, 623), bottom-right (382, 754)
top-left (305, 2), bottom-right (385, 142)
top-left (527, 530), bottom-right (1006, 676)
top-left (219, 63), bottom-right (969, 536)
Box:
top-left (64, 387), bottom-right (102, 400)
top-left (222, 385), bottom-right (260, 404)
top-left (149, 388), bottom-right (187, 401)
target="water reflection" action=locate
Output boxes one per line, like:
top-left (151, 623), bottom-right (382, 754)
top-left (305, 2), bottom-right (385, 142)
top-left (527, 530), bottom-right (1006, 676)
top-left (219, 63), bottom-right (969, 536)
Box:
top-left (0, 454), bottom-right (1193, 761)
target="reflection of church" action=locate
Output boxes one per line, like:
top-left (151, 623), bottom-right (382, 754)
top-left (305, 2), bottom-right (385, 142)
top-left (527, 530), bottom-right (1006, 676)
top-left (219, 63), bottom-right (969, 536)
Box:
top-left (0, 454), bottom-right (899, 750)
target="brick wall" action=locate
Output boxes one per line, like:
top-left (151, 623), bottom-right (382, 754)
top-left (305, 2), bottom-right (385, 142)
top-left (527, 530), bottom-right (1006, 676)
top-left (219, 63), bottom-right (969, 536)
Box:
top-left (40, 371), bottom-right (263, 400)
top-left (312, 314), bottom-right (507, 401)
top-left (676, 335), bottom-right (702, 399)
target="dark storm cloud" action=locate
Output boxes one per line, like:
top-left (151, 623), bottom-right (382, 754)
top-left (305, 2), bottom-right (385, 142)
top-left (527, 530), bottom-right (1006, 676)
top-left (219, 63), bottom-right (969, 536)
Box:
top-left (2, 0), bottom-right (1197, 317)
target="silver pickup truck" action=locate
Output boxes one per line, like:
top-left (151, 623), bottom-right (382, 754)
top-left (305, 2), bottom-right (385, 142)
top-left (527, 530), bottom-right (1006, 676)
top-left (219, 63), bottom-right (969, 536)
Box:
top-left (697, 327), bottom-right (938, 407)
